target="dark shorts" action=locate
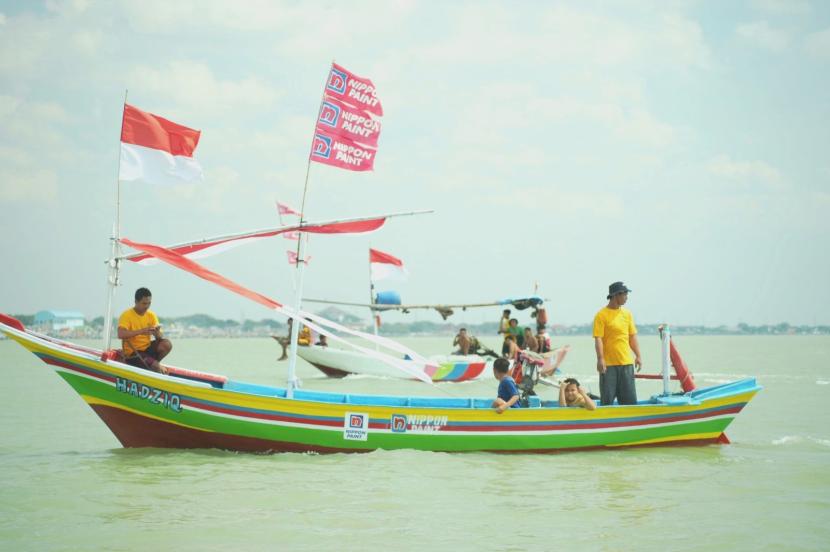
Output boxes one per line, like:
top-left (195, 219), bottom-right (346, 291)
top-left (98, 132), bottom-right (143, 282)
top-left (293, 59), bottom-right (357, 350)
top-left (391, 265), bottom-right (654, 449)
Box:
top-left (125, 340), bottom-right (161, 370)
top-left (599, 364), bottom-right (637, 406)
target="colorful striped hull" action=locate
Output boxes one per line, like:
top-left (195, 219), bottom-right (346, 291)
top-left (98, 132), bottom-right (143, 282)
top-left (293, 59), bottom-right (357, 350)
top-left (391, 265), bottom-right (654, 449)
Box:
top-left (2, 325), bottom-right (761, 454)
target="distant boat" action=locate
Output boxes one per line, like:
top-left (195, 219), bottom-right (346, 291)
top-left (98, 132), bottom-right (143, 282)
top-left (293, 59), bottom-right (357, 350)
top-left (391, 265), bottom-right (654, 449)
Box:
top-left (298, 344), bottom-right (487, 382)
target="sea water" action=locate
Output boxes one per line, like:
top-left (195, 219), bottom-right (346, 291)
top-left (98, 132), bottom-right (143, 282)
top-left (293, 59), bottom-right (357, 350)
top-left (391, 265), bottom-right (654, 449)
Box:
top-left (0, 335), bottom-right (828, 551)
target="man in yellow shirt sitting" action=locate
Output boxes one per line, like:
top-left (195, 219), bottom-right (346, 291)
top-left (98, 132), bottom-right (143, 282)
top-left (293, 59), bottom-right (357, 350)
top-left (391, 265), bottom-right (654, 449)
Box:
top-left (117, 287), bottom-right (172, 374)
top-left (593, 281), bottom-right (642, 405)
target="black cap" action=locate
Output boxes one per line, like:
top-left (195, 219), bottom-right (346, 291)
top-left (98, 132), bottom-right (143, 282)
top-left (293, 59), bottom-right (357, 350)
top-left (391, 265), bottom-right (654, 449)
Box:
top-left (607, 281), bottom-right (632, 299)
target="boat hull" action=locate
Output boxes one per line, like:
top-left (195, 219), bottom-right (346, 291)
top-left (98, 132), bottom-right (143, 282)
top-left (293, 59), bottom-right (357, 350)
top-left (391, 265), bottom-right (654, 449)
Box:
top-left (298, 345), bottom-right (488, 382)
top-left (2, 322), bottom-right (761, 454)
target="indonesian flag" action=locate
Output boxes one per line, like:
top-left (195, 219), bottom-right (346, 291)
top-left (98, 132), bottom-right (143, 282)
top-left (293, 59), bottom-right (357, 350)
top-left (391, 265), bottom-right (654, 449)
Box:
top-left (310, 128), bottom-right (376, 172)
top-left (325, 62), bottom-right (383, 117)
top-left (317, 96), bottom-right (381, 148)
top-left (119, 104), bottom-right (203, 185)
top-left (370, 248), bottom-right (407, 281)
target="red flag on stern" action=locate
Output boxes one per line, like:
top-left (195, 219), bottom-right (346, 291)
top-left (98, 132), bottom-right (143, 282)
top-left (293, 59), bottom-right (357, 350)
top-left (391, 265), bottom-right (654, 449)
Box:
top-left (370, 248), bottom-right (407, 281)
top-left (119, 104), bottom-right (203, 185)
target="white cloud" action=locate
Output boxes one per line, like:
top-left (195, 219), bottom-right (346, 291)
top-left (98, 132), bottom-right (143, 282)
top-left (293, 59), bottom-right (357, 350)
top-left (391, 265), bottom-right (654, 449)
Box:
top-left (0, 166), bottom-right (58, 202)
top-left (707, 155), bottom-right (785, 189)
top-left (127, 61), bottom-right (280, 117)
top-left (752, 0), bottom-right (811, 16)
top-left (736, 21), bottom-right (791, 52)
top-left (0, 13), bottom-right (6, 25)
top-left (804, 27), bottom-right (830, 59)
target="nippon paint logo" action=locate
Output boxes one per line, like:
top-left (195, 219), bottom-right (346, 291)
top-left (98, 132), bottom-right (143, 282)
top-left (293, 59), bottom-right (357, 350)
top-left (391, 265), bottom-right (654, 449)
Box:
top-left (344, 412), bottom-right (368, 441)
top-left (390, 414), bottom-right (407, 433)
top-left (326, 67), bottom-right (348, 94)
top-left (318, 101), bottom-right (341, 128)
top-left (311, 133), bottom-right (332, 158)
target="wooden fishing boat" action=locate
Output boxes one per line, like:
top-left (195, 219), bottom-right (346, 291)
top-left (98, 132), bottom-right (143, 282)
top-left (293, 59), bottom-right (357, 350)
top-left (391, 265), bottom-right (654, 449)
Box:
top-left (297, 344), bottom-right (488, 382)
top-left (1, 314), bottom-right (761, 453)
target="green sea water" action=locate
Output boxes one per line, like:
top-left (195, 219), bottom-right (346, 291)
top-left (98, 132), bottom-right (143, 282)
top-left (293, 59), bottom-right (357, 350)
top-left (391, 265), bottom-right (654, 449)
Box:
top-left (0, 335), bottom-right (828, 551)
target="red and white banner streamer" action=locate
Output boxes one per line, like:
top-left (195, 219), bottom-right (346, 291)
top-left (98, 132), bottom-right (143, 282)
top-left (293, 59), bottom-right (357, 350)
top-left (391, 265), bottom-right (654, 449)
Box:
top-left (324, 62), bottom-right (383, 117)
top-left (316, 96), bottom-right (381, 148)
top-left (310, 128), bottom-right (376, 172)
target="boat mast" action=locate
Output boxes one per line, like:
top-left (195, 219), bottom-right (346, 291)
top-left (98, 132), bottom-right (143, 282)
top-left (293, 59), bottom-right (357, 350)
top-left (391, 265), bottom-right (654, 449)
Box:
top-left (102, 90), bottom-right (128, 352)
top-left (660, 324), bottom-right (671, 396)
top-left (285, 68), bottom-right (330, 397)
top-left (368, 249), bottom-right (380, 349)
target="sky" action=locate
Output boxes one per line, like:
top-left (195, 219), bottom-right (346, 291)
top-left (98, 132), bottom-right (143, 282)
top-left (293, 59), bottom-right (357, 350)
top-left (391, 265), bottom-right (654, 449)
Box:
top-left (0, 0), bottom-right (828, 328)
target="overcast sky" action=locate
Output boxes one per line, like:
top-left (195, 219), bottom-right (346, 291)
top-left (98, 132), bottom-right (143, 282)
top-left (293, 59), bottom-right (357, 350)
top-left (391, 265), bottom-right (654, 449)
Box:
top-left (1, 0), bottom-right (828, 328)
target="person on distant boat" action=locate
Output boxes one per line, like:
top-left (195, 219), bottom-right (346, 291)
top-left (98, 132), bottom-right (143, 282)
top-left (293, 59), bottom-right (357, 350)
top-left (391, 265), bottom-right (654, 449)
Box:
top-left (536, 326), bottom-right (551, 353)
top-left (315, 334), bottom-right (328, 347)
top-left (507, 318), bottom-right (523, 347)
top-left (523, 327), bottom-right (538, 352)
top-left (498, 309), bottom-right (511, 336)
top-left (273, 319), bottom-right (291, 361)
top-left (593, 281), bottom-right (642, 405)
top-left (453, 328), bottom-right (472, 355)
top-left (298, 320), bottom-right (312, 346)
top-left (491, 357), bottom-right (521, 413)
top-left (118, 287), bottom-right (172, 374)
top-left (502, 334), bottom-right (520, 359)
top-left (558, 378), bottom-right (597, 411)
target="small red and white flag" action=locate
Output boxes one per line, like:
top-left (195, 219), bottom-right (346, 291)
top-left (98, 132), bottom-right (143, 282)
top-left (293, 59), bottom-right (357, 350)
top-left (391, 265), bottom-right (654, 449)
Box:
top-left (277, 201), bottom-right (301, 217)
top-left (119, 104), bottom-right (203, 185)
top-left (325, 62), bottom-right (383, 116)
top-left (370, 248), bottom-right (407, 281)
top-left (283, 231), bottom-right (300, 241)
top-left (287, 250), bottom-right (311, 265)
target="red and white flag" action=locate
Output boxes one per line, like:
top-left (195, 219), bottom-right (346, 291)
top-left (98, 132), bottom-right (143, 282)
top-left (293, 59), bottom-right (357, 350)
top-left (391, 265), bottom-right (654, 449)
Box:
top-left (287, 250), bottom-right (311, 265)
top-left (316, 96), bottom-right (381, 148)
top-left (370, 248), bottom-right (407, 281)
top-left (283, 231), bottom-right (300, 241)
top-left (119, 104), bottom-right (203, 185)
top-left (310, 128), bottom-right (376, 172)
top-left (325, 62), bottom-right (383, 116)
top-left (277, 201), bottom-right (301, 217)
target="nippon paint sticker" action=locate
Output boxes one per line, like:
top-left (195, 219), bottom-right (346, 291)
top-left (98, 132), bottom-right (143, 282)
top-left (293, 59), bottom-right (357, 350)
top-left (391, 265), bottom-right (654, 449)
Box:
top-left (344, 412), bottom-right (369, 441)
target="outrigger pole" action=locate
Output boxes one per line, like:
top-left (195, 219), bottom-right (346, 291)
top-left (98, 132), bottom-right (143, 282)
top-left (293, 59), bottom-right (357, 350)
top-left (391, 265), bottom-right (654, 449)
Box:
top-left (102, 90), bottom-right (128, 353)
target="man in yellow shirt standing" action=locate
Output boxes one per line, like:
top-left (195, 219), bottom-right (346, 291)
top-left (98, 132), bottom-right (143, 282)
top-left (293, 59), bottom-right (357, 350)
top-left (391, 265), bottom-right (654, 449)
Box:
top-left (593, 282), bottom-right (642, 405)
top-left (118, 287), bottom-right (172, 374)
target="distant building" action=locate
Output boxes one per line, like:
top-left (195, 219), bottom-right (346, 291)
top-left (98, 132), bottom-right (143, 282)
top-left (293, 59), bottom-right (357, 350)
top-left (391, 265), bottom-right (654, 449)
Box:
top-left (34, 310), bottom-right (85, 332)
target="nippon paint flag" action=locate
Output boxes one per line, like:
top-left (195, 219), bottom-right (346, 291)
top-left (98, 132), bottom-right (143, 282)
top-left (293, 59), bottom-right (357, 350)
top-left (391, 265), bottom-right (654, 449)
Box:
top-left (316, 96), bottom-right (381, 148)
top-left (310, 128), bottom-right (376, 172)
top-left (119, 104), bottom-right (203, 185)
top-left (286, 250), bottom-right (311, 265)
top-left (370, 248), bottom-right (407, 281)
top-left (325, 62), bottom-right (383, 117)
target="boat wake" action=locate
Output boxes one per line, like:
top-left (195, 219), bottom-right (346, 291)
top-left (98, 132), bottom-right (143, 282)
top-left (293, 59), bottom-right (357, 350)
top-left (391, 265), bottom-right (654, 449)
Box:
top-left (772, 435), bottom-right (830, 448)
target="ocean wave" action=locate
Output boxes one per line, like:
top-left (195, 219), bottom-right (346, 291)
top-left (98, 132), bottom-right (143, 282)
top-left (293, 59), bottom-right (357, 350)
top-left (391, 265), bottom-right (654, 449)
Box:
top-left (772, 435), bottom-right (830, 447)
top-left (817, 380), bottom-right (830, 385)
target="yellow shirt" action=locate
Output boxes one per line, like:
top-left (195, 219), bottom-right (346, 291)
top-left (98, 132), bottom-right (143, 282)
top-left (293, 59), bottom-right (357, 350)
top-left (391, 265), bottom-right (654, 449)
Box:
top-left (298, 326), bottom-right (312, 346)
top-left (593, 307), bottom-right (637, 366)
top-left (118, 308), bottom-right (159, 356)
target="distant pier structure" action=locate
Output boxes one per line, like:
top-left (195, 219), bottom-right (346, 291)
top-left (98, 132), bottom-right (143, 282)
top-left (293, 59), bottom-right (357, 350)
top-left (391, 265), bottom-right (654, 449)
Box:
top-left (34, 310), bottom-right (85, 332)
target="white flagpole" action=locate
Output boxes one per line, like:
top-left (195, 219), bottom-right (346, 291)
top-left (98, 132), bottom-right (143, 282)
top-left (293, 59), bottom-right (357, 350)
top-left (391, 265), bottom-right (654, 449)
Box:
top-left (369, 249), bottom-right (380, 350)
top-left (286, 63), bottom-right (331, 395)
top-left (103, 90), bottom-right (128, 353)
